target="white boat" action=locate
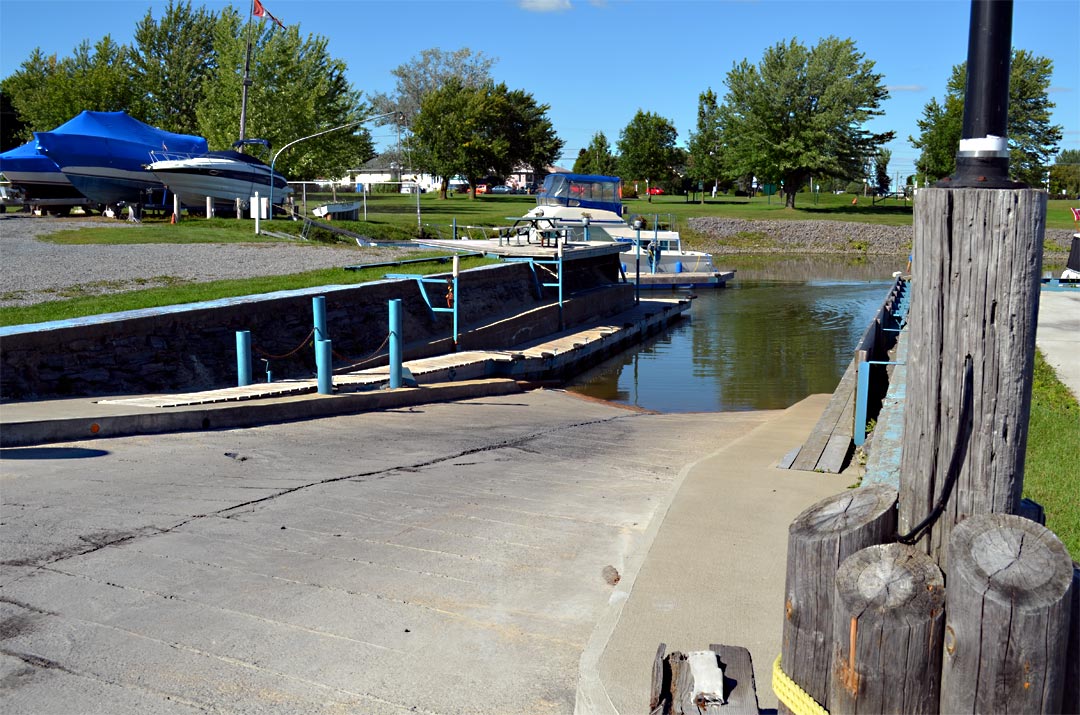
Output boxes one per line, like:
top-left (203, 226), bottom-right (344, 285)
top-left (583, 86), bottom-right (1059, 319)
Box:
top-left (146, 139), bottom-right (291, 210)
top-left (1062, 234), bottom-right (1080, 280)
top-left (312, 201), bottom-right (360, 219)
top-left (517, 173), bottom-right (719, 275)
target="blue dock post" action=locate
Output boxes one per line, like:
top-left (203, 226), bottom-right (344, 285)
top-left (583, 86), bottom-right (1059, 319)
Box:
top-left (236, 330), bottom-right (252, 387)
top-left (389, 299), bottom-right (402, 389)
top-left (854, 360), bottom-right (870, 446)
top-left (633, 219), bottom-right (642, 304)
top-left (557, 240), bottom-right (564, 330)
top-left (313, 295), bottom-right (327, 341)
top-left (316, 339), bottom-right (333, 394)
top-left (452, 255), bottom-right (460, 350)
top-left (582, 215), bottom-right (590, 242)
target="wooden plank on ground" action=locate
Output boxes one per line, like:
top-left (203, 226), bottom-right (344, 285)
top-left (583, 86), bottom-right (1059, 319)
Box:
top-left (815, 434), bottom-right (853, 474)
top-left (790, 358), bottom-right (857, 471)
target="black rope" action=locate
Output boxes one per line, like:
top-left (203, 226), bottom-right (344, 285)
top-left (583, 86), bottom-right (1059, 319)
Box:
top-left (897, 354), bottom-right (975, 546)
top-left (331, 332), bottom-right (393, 372)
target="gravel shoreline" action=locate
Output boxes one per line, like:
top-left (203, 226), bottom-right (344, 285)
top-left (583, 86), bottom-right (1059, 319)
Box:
top-left (687, 216), bottom-right (1074, 258)
top-left (2, 213), bottom-right (1071, 308)
top-left (0, 214), bottom-right (412, 307)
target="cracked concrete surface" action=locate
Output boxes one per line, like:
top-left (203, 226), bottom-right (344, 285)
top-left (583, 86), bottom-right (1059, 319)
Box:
top-left (0, 390), bottom-right (772, 714)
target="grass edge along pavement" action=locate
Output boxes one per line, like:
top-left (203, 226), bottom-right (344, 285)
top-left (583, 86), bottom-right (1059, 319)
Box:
top-left (0, 255), bottom-right (495, 327)
top-left (1023, 348), bottom-right (1079, 559)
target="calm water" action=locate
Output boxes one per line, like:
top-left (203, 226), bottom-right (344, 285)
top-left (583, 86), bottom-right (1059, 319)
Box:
top-left (564, 255), bottom-right (899, 413)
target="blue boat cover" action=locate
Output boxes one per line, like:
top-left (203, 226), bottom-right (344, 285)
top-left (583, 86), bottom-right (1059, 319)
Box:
top-left (0, 139), bottom-right (61, 174)
top-left (538, 173), bottom-right (623, 215)
top-left (35, 111), bottom-right (207, 160)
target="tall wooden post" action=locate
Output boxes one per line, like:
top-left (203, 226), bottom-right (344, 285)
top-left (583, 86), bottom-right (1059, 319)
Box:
top-left (898, 187), bottom-right (1045, 569)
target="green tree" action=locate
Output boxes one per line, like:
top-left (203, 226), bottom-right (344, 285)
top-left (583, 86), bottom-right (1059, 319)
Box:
top-left (503, 88), bottom-right (563, 189)
top-left (129, 0), bottom-right (217, 135)
top-left (369, 47), bottom-right (495, 125)
top-left (194, 8), bottom-right (371, 180)
top-left (875, 148), bottom-right (891, 194)
top-left (1049, 149), bottom-right (1080, 197)
top-left (718, 36), bottom-right (893, 208)
top-left (617, 110), bottom-right (679, 201)
top-left (0, 89), bottom-right (28, 151)
top-left (686, 89), bottom-right (723, 203)
top-left (2, 38), bottom-right (138, 138)
top-left (408, 80), bottom-right (561, 199)
top-left (573, 132), bottom-right (618, 175)
top-left (909, 50), bottom-right (1062, 186)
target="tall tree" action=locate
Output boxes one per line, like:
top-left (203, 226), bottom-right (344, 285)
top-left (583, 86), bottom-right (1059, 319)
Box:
top-left (875, 148), bottom-right (891, 194)
top-left (2, 38), bottom-right (138, 137)
top-left (573, 131), bottom-right (618, 175)
top-left (686, 88), bottom-right (723, 203)
top-left (0, 89), bottom-right (28, 151)
top-left (370, 47), bottom-right (495, 125)
top-left (129, 0), bottom-right (217, 135)
top-left (408, 80), bottom-right (562, 199)
top-left (195, 8), bottom-right (372, 180)
top-left (1049, 149), bottom-right (1080, 197)
top-left (718, 36), bottom-right (893, 208)
top-left (909, 50), bottom-right (1062, 186)
top-left (617, 110), bottom-right (679, 200)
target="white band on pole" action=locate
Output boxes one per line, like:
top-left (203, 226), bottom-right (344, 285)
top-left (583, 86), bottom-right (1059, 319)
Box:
top-left (958, 135), bottom-right (1008, 154)
top-left (453, 255), bottom-right (459, 277)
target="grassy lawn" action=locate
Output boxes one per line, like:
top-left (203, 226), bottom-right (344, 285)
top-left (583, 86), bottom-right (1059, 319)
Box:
top-left (0, 254), bottom-right (495, 327)
top-left (1023, 349), bottom-right (1080, 559)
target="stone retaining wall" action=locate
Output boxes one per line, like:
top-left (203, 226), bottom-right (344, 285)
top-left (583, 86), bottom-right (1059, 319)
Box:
top-left (1, 255), bottom-right (631, 401)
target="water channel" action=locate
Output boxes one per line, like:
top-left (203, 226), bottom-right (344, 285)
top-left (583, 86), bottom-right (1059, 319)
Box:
top-left (565, 254), bottom-right (904, 413)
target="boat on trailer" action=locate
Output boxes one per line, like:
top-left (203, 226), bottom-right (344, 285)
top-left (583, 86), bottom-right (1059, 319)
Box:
top-left (146, 139), bottom-right (291, 212)
top-left (518, 174), bottom-right (723, 282)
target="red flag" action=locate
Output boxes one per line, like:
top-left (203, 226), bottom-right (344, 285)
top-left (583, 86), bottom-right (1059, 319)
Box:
top-left (253, 0), bottom-right (284, 28)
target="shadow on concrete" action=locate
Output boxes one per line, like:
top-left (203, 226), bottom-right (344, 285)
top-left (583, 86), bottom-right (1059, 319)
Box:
top-left (0, 447), bottom-right (110, 460)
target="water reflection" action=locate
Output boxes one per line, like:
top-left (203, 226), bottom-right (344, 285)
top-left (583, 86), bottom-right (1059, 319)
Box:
top-left (565, 269), bottom-right (893, 413)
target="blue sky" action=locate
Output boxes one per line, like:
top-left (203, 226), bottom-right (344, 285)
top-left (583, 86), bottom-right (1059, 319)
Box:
top-left (2, 0), bottom-right (1077, 184)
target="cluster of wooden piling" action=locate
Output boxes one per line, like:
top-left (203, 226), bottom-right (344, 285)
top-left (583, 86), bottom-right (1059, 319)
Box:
top-left (777, 188), bottom-right (1078, 715)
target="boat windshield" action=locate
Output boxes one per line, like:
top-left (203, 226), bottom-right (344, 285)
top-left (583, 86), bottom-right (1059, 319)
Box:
top-left (537, 174), bottom-right (622, 215)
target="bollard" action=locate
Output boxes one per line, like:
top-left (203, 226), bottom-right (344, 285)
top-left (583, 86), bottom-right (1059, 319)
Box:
top-left (253, 191), bottom-right (260, 234)
top-left (389, 299), bottom-right (402, 389)
top-left (206, 196), bottom-right (214, 219)
top-left (235, 197), bottom-right (242, 220)
top-left (235, 331), bottom-right (252, 386)
top-left (173, 194), bottom-right (180, 222)
top-left (452, 256), bottom-right (460, 350)
top-left (316, 339), bottom-right (333, 394)
top-left (312, 295), bottom-right (328, 341)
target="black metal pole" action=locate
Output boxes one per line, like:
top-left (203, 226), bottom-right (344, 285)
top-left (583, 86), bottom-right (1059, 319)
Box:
top-left (943, 0), bottom-right (1020, 188)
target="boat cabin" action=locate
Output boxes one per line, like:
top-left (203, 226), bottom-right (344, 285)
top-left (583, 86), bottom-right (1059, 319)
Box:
top-left (537, 173), bottom-right (623, 216)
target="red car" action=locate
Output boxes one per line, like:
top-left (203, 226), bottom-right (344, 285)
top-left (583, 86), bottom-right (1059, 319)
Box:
top-left (647, 187), bottom-right (665, 195)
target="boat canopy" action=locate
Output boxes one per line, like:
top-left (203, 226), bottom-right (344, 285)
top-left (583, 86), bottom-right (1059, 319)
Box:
top-left (35, 111), bottom-right (207, 157)
top-left (537, 173), bottom-right (622, 215)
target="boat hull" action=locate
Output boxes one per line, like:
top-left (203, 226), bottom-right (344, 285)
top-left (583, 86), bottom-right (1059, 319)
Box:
top-left (34, 111), bottom-right (207, 205)
top-left (148, 153), bottom-right (291, 208)
top-left (0, 142), bottom-right (86, 200)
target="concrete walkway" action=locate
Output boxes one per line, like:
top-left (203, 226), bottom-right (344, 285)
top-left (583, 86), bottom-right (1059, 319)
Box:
top-left (1036, 289), bottom-right (1080, 400)
top-left (576, 394), bottom-right (851, 713)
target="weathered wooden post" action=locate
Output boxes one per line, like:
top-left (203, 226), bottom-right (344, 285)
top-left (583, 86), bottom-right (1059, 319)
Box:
top-left (779, 485), bottom-right (897, 714)
top-left (898, 0), bottom-right (1046, 570)
top-left (941, 514), bottom-right (1074, 713)
top-left (828, 543), bottom-right (945, 714)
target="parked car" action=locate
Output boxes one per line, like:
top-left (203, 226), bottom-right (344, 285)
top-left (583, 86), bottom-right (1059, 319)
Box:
top-left (647, 187), bottom-right (665, 195)
top-left (489, 185), bottom-right (512, 194)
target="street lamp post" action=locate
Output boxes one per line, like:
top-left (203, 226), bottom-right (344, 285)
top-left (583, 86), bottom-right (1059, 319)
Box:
top-left (268, 111), bottom-right (402, 219)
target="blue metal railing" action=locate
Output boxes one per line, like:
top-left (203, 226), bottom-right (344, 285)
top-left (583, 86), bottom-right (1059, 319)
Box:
top-left (384, 272), bottom-right (459, 349)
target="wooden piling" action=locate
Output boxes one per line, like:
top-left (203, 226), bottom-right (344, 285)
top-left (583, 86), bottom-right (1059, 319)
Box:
top-left (780, 485), bottom-right (898, 713)
top-left (828, 543), bottom-right (945, 714)
top-left (941, 514), bottom-right (1074, 714)
top-left (899, 187), bottom-right (1045, 569)
top-left (1065, 563), bottom-right (1080, 715)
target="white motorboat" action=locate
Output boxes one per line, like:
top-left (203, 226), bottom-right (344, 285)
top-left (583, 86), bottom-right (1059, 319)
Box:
top-left (146, 140), bottom-right (291, 210)
top-left (517, 173), bottom-right (719, 274)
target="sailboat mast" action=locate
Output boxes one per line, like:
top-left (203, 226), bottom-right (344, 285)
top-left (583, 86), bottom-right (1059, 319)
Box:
top-left (239, 1), bottom-right (254, 142)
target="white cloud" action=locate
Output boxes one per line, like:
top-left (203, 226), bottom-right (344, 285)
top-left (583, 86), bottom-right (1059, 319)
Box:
top-left (885, 85), bottom-right (926, 92)
top-left (520, 0), bottom-right (572, 11)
